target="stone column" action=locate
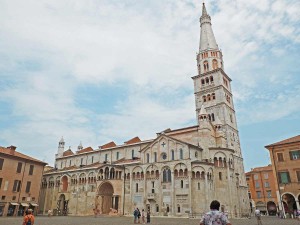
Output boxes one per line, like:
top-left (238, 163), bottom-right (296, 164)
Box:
top-left (171, 171), bottom-right (175, 216)
top-left (296, 200), bottom-right (300, 210)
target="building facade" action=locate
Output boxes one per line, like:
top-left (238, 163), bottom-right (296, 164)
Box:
top-left (265, 135), bottom-right (300, 218)
top-left (39, 3), bottom-right (250, 218)
top-left (245, 165), bottom-right (278, 215)
top-left (0, 146), bottom-right (46, 217)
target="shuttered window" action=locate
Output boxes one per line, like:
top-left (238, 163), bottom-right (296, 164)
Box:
top-left (278, 172), bottom-right (290, 184)
top-left (25, 181), bottom-right (31, 193)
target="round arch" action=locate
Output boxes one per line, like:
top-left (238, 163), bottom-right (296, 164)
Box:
top-left (97, 182), bottom-right (114, 214)
top-left (282, 193), bottom-right (297, 217)
top-left (267, 201), bottom-right (277, 216)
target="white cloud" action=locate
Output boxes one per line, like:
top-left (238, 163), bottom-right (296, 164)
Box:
top-left (0, 0), bottom-right (299, 165)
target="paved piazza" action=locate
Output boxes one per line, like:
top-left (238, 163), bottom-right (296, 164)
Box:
top-left (1, 216), bottom-right (299, 225)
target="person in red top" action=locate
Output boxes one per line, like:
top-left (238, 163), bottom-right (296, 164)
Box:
top-left (23, 209), bottom-right (35, 225)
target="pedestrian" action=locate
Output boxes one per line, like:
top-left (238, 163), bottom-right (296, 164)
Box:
top-left (23, 209), bottom-right (34, 225)
top-left (47, 209), bottom-right (52, 217)
top-left (133, 208), bottom-right (138, 224)
top-left (146, 210), bottom-right (150, 223)
top-left (141, 209), bottom-right (145, 224)
top-left (200, 200), bottom-right (231, 225)
top-left (137, 208), bottom-right (141, 223)
top-left (255, 208), bottom-right (263, 225)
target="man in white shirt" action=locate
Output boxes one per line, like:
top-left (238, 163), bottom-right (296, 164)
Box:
top-left (255, 209), bottom-right (262, 225)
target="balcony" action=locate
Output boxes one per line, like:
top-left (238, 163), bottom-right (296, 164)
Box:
top-left (147, 193), bottom-right (157, 200)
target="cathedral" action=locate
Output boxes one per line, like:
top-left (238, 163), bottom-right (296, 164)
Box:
top-left (39, 3), bottom-right (250, 218)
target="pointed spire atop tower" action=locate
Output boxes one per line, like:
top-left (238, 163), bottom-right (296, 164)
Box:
top-left (57, 136), bottom-right (65, 158)
top-left (202, 2), bottom-right (208, 17)
top-left (199, 2), bottom-right (218, 52)
top-left (78, 141), bottom-right (83, 151)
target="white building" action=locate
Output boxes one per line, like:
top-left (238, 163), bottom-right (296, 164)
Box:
top-left (39, 3), bottom-right (250, 218)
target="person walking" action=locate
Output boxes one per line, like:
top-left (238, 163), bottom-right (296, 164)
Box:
top-left (146, 209), bottom-right (150, 223)
top-left (23, 209), bottom-right (35, 225)
top-left (47, 209), bottom-right (52, 217)
top-left (255, 208), bottom-right (263, 225)
top-left (141, 209), bottom-right (145, 224)
top-left (200, 200), bottom-right (231, 225)
top-left (133, 208), bottom-right (138, 224)
top-left (137, 208), bottom-right (141, 223)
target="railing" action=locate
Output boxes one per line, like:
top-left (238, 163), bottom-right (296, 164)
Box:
top-left (147, 193), bottom-right (156, 199)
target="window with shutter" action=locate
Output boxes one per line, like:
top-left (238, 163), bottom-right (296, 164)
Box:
top-left (277, 153), bottom-right (284, 162)
top-left (16, 162), bottom-right (22, 173)
top-left (0, 158), bottom-right (4, 170)
top-left (278, 172), bottom-right (290, 184)
top-left (25, 181), bottom-right (31, 193)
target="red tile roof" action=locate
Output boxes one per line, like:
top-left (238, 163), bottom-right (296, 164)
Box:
top-left (63, 149), bottom-right (74, 156)
top-left (124, 137), bottom-right (141, 145)
top-left (101, 141), bottom-right (117, 149)
top-left (77, 147), bottom-right (93, 154)
top-left (114, 157), bottom-right (140, 164)
top-left (245, 165), bottom-right (272, 174)
top-left (0, 146), bottom-right (46, 165)
top-left (265, 135), bottom-right (300, 148)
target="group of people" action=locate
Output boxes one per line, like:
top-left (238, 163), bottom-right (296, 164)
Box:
top-left (133, 208), bottom-right (150, 224)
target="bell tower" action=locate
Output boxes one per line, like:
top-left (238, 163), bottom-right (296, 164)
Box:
top-left (192, 3), bottom-right (241, 157)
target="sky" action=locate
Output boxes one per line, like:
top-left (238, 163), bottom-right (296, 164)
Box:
top-left (0, 0), bottom-right (299, 171)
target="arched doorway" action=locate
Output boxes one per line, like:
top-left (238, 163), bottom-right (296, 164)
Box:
top-left (282, 193), bottom-right (296, 218)
top-left (98, 182), bottom-right (114, 214)
top-left (267, 201), bottom-right (277, 216)
top-left (57, 194), bottom-right (68, 216)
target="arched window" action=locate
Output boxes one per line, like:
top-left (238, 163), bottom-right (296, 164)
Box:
top-left (163, 168), bottom-right (171, 183)
top-left (203, 96), bottom-right (207, 102)
top-left (181, 180), bottom-right (184, 188)
top-left (211, 113), bottom-right (215, 121)
top-left (146, 153), bottom-right (150, 163)
top-left (201, 79), bottom-right (205, 85)
top-left (171, 150), bottom-right (175, 160)
top-left (132, 150), bottom-right (134, 159)
top-left (198, 182), bottom-right (200, 190)
top-left (204, 61), bottom-right (209, 72)
top-left (212, 93), bottom-right (215, 100)
top-left (208, 114), bottom-right (211, 121)
top-left (136, 183), bottom-right (138, 192)
top-left (205, 77), bottom-right (209, 84)
top-left (210, 76), bottom-right (214, 82)
top-left (207, 94), bottom-right (211, 101)
top-left (154, 152), bottom-right (157, 162)
top-left (219, 172), bottom-right (222, 180)
top-left (212, 59), bottom-right (218, 69)
top-left (180, 149), bottom-right (183, 159)
top-left (177, 205), bottom-right (181, 213)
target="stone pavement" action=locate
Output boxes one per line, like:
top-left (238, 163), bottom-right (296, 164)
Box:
top-left (0, 215), bottom-right (299, 225)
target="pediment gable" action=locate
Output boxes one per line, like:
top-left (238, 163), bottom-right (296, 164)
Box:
top-left (140, 134), bottom-right (200, 153)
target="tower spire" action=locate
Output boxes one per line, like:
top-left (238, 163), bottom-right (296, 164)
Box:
top-left (199, 3), bottom-right (218, 52)
top-left (202, 2), bottom-right (208, 17)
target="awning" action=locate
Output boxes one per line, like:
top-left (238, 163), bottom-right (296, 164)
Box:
top-left (21, 203), bottom-right (30, 207)
top-left (30, 203), bottom-right (38, 207)
top-left (10, 202), bottom-right (19, 206)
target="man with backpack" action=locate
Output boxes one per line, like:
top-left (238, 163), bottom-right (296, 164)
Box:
top-left (200, 200), bottom-right (231, 225)
top-left (23, 209), bottom-right (35, 225)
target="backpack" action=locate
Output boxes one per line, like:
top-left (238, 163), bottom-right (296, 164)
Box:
top-left (26, 215), bottom-right (32, 225)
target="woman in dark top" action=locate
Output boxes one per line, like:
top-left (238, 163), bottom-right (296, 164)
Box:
top-left (146, 210), bottom-right (150, 223)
